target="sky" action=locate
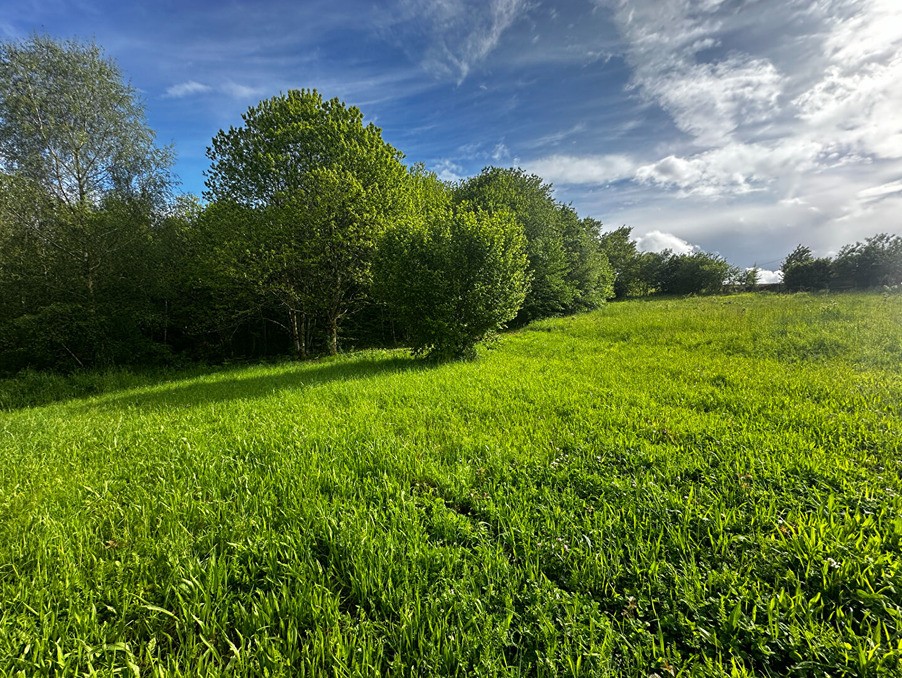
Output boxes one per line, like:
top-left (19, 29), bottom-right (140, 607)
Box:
top-left (3, 0), bottom-right (901, 274)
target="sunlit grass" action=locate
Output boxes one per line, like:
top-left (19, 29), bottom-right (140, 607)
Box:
top-left (1, 292), bottom-right (900, 676)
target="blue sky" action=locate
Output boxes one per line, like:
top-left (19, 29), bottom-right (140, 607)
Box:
top-left (3, 0), bottom-right (901, 274)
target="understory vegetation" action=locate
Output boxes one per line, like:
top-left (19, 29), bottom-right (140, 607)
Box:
top-left (2, 293), bottom-right (900, 676)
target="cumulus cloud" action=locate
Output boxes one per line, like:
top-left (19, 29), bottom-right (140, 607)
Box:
top-left (633, 140), bottom-right (825, 197)
top-left (755, 269), bottom-right (783, 285)
top-left (635, 230), bottom-right (696, 255)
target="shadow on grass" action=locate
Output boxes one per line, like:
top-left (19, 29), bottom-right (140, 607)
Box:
top-left (91, 353), bottom-right (427, 411)
top-left (0, 365), bottom-right (215, 412)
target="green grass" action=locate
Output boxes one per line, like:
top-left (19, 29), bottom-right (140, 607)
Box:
top-left (1, 292), bottom-right (900, 676)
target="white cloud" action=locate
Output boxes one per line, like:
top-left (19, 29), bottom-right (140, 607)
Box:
top-left (599, 0), bottom-right (786, 146)
top-left (645, 56), bottom-right (783, 146)
top-left (858, 180), bottom-right (902, 202)
top-left (386, 0), bottom-right (530, 82)
top-left (491, 142), bottom-right (510, 162)
top-left (433, 159), bottom-right (465, 183)
top-left (525, 123), bottom-right (588, 149)
top-left (635, 230), bottom-right (696, 255)
top-left (163, 80), bottom-right (264, 100)
top-left (633, 140), bottom-right (823, 197)
top-left (521, 154), bottom-right (636, 185)
top-left (755, 269), bottom-right (783, 285)
top-left (164, 80), bottom-right (212, 98)
top-left (220, 82), bottom-right (264, 99)
top-left (791, 0), bottom-right (902, 162)
top-left (553, 0), bottom-right (902, 267)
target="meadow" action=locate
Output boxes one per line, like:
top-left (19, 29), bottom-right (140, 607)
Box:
top-left (1, 292), bottom-right (900, 676)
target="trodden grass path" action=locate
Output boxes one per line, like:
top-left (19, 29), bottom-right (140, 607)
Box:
top-left (1, 292), bottom-right (900, 676)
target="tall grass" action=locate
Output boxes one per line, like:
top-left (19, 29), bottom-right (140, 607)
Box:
top-left (1, 292), bottom-right (900, 676)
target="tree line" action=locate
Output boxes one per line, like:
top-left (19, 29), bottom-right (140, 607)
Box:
top-left (780, 235), bottom-right (902, 292)
top-left (1, 36), bottom-right (899, 374)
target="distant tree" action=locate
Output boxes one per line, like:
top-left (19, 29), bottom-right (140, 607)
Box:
top-left (563, 215), bottom-right (615, 309)
top-left (655, 251), bottom-right (733, 295)
top-left (781, 245), bottom-right (833, 291)
top-left (376, 194), bottom-right (528, 360)
top-left (205, 89), bottom-right (408, 355)
top-left (832, 233), bottom-right (902, 289)
top-left (598, 226), bottom-right (643, 298)
top-left (736, 267), bottom-right (759, 291)
top-left (455, 167), bottom-right (612, 322)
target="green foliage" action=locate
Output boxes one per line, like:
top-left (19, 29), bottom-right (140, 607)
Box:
top-left (1, 294), bottom-right (900, 675)
top-left (782, 245), bottom-right (834, 292)
top-left (832, 233), bottom-right (902, 290)
top-left (562, 215), bottom-right (615, 310)
top-left (0, 179), bottom-right (170, 372)
top-left (651, 250), bottom-right (734, 295)
top-left (735, 266), bottom-right (760, 290)
top-left (0, 36), bottom-right (172, 372)
top-left (598, 225), bottom-right (644, 298)
top-left (204, 90), bottom-right (408, 355)
top-left (0, 34), bottom-right (171, 207)
top-left (455, 167), bottom-right (612, 321)
top-left (377, 197), bottom-right (529, 360)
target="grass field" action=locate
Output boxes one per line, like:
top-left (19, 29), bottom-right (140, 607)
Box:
top-left (1, 292), bottom-right (900, 676)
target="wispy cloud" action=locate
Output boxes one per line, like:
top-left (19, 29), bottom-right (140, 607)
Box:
top-left (220, 82), bottom-right (265, 100)
top-left (382, 0), bottom-right (531, 82)
top-left (524, 123), bottom-right (588, 149)
top-left (598, 0), bottom-right (786, 146)
top-left (163, 80), bottom-right (269, 101)
top-left (522, 154), bottom-right (635, 185)
top-left (857, 180), bottom-right (902, 202)
top-left (164, 80), bottom-right (212, 98)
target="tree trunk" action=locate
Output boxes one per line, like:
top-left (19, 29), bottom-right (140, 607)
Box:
top-left (328, 314), bottom-right (338, 356)
top-left (288, 307), bottom-right (306, 359)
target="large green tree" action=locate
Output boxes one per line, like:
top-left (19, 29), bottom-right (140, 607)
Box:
top-left (0, 35), bottom-right (170, 207)
top-left (0, 35), bottom-right (172, 371)
top-left (205, 89), bottom-right (408, 355)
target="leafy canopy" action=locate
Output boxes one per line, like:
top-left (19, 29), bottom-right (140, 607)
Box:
top-left (204, 89), bottom-right (409, 355)
top-left (377, 169), bottom-right (528, 360)
top-left (0, 34), bottom-right (171, 208)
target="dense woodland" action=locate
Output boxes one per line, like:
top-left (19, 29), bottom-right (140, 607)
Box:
top-left (1, 36), bottom-right (900, 374)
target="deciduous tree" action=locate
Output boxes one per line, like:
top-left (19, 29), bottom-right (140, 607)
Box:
top-left (0, 35), bottom-right (172, 371)
top-left (377, 170), bottom-right (528, 360)
top-left (205, 90), bottom-right (407, 355)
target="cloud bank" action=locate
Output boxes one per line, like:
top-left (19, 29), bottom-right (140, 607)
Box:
top-left (524, 0), bottom-right (902, 264)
